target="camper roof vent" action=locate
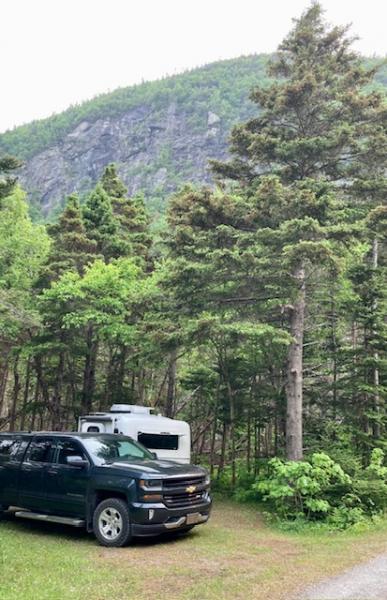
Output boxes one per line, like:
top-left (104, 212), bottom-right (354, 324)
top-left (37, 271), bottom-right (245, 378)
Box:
top-left (109, 404), bottom-right (153, 415)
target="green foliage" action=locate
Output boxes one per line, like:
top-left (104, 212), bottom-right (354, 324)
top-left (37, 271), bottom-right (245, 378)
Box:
top-left (38, 194), bottom-right (97, 287)
top-left (0, 155), bottom-right (22, 200)
top-left (240, 450), bottom-right (387, 529)
top-left (0, 188), bottom-right (50, 290)
top-left (40, 258), bottom-right (144, 344)
top-left (100, 164), bottom-right (152, 265)
top-left (82, 184), bottom-right (124, 260)
top-left (253, 453), bottom-right (351, 519)
top-left (0, 187), bottom-right (50, 348)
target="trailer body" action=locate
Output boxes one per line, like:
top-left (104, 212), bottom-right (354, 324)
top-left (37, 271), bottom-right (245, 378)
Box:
top-left (78, 404), bottom-right (191, 464)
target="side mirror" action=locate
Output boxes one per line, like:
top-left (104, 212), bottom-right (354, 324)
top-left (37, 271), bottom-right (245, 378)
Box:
top-left (150, 452), bottom-right (158, 460)
top-left (66, 455), bottom-right (88, 468)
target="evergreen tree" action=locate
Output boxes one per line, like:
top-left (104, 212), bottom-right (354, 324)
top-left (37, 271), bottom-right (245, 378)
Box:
top-left (211, 3), bottom-right (387, 460)
top-left (38, 194), bottom-right (97, 287)
top-left (100, 163), bottom-right (128, 199)
top-left (82, 183), bottom-right (122, 261)
top-left (101, 163), bottom-right (151, 263)
top-left (0, 155), bottom-right (22, 202)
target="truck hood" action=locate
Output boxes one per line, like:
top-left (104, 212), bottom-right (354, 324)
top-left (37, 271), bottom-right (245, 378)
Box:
top-left (102, 459), bottom-right (206, 478)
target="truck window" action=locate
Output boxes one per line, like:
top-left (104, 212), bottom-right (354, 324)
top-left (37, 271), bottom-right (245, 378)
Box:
top-left (82, 435), bottom-right (154, 465)
top-left (56, 440), bottom-right (88, 465)
top-left (138, 433), bottom-right (179, 451)
top-left (0, 437), bottom-right (28, 462)
top-left (0, 438), bottom-right (15, 460)
top-left (27, 439), bottom-right (54, 463)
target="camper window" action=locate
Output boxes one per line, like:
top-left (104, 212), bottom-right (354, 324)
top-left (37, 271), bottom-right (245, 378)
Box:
top-left (138, 433), bottom-right (179, 451)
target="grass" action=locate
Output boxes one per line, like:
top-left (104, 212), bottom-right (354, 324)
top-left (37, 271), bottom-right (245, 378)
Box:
top-left (1, 499), bottom-right (387, 600)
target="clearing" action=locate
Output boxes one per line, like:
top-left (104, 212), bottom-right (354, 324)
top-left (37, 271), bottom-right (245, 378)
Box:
top-left (0, 499), bottom-right (386, 600)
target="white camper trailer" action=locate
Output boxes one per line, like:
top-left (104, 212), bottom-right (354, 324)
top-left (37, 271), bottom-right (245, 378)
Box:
top-left (78, 404), bottom-right (191, 464)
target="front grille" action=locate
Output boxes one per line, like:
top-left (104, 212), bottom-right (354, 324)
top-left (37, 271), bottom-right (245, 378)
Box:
top-left (164, 491), bottom-right (206, 508)
top-left (163, 475), bottom-right (207, 508)
top-left (163, 476), bottom-right (205, 490)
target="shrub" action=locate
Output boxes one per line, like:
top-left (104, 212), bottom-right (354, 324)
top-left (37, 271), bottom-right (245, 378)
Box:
top-left (353, 449), bottom-right (387, 513)
top-left (252, 453), bottom-right (352, 520)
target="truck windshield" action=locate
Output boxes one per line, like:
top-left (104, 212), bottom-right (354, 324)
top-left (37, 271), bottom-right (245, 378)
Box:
top-left (82, 435), bottom-right (154, 465)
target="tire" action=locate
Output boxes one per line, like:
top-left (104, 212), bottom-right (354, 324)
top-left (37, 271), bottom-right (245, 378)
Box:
top-left (93, 498), bottom-right (132, 547)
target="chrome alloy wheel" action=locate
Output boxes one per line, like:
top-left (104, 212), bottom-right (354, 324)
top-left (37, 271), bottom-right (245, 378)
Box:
top-left (98, 507), bottom-right (123, 541)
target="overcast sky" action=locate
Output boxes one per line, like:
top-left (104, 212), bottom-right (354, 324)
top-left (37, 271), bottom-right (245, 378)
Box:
top-left (2, 0), bottom-right (386, 133)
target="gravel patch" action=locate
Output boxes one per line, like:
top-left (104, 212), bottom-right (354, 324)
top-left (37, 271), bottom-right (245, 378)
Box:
top-left (303, 553), bottom-right (387, 599)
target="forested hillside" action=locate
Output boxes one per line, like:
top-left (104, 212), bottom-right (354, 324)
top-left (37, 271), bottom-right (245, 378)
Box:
top-left (0, 55), bottom-right (269, 216)
top-left (0, 4), bottom-right (386, 527)
top-left (0, 53), bottom-right (386, 217)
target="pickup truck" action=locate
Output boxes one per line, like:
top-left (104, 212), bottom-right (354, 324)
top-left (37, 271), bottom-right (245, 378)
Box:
top-left (0, 432), bottom-right (211, 547)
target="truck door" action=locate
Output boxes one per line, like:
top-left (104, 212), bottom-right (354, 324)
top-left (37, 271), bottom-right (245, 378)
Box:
top-left (44, 438), bottom-right (90, 517)
top-left (18, 436), bottom-right (56, 511)
top-left (0, 436), bottom-right (30, 506)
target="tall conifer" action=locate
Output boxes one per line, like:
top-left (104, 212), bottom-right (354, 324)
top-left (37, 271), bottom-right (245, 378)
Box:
top-left (212, 3), bottom-right (387, 459)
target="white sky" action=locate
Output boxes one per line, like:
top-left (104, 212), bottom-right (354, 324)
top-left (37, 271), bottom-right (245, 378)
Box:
top-left (2, 0), bottom-right (386, 133)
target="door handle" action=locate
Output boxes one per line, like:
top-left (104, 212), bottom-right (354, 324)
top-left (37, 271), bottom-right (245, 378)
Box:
top-left (47, 469), bottom-right (59, 476)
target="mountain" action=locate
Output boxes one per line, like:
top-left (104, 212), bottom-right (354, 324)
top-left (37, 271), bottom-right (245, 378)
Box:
top-left (1, 54), bottom-right (386, 217)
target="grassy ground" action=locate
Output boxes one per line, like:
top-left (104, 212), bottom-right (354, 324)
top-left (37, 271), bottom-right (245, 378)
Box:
top-left (1, 499), bottom-right (387, 600)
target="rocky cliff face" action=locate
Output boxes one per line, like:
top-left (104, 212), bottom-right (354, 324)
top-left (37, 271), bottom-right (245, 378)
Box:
top-left (20, 104), bottom-right (228, 216)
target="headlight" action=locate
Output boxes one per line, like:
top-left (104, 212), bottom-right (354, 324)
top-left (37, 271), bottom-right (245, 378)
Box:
top-left (204, 473), bottom-right (211, 486)
top-left (139, 479), bottom-right (163, 490)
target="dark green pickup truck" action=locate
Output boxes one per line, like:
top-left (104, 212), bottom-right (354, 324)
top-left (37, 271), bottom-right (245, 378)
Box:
top-left (0, 432), bottom-right (211, 546)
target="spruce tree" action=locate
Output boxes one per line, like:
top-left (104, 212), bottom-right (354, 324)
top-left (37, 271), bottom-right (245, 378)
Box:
top-left (100, 163), bottom-right (128, 199)
top-left (82, 183), bottom-right (121, 261)
top-left (211, 3), bottom-right (387, 459)
top-left (0, 155), bottom-right (22, 202)
top-left (101, 163), bottom-right (151, 263)
top-left (39, 194), bottom-right (97, 286)
top-left (212, 4), bottom-right (386, 188)
top-left (98, 164), bottom-right (152, 401)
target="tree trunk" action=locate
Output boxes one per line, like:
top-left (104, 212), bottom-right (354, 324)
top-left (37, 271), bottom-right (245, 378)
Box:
top-left (217, 421), bottom-right (228, 480)
top-left (209, 383), bottom-right (220, 476)
top-left (9, 354), bottom-right (21, 431)
top-left (165, 349), bottom-right (177, 417)
top-left (286, 263), bottom-right (305, 461)
top-left (254, 419), bottom-right (261, 476)
top-left (247, 389), bottom-right (252, 474)
top-left (115, 346), bottom-right (127, 401)
top-left (81, 325), bottom-right (98, 414)
top-left (30, 377), bottom-right (40, 431)
top-left (372, 238), bottom-right (381, 439)
top-left (0, 356), bottom-right (9, 419)
top-left (34, 356), bottom-right (50, 423)
top-left (52, 350), bottom-right (65, 430)
top-left (20, 358), bottom-right (31, 430)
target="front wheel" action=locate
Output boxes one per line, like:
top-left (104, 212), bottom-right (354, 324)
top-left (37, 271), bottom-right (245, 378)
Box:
top-left (93, 498), bottom-right (132, 547)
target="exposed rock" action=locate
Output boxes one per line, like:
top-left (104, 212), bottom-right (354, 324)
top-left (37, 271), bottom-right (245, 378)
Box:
top-left (208, 111), bottom-right (220, 126)
top-left (18, 103), bottom-right (229, 215)
top-left (67, 121), bottom-right (91, 138)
